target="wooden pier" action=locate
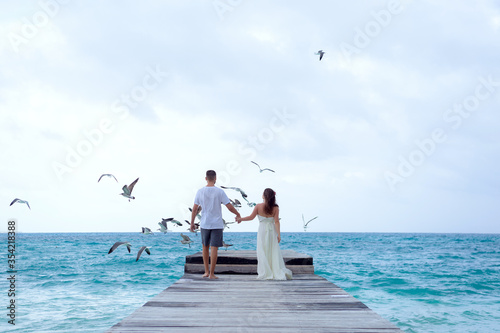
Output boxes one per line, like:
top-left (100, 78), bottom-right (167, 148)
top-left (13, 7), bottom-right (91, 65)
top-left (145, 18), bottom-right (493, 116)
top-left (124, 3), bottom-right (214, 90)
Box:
top-left (185, 249), bottom-right (314, 275)
top-left (107, 250), bottom-right (403, 332)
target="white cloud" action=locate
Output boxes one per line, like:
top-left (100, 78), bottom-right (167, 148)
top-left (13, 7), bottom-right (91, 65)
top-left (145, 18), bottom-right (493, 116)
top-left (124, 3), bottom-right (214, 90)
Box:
top-left (1, 1), bottom-right (499, 233)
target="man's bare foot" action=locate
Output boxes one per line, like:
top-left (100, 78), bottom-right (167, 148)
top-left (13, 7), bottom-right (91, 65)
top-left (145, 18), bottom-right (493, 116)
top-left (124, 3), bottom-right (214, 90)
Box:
top-left (202, 273), bottom-right (209, 278)
top-left (209, 274), bottom-right (219, 279)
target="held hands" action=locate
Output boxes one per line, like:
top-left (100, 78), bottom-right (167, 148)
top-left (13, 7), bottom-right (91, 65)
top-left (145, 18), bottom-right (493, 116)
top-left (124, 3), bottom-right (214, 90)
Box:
top-left (236, 215), bottom-right (242, 223)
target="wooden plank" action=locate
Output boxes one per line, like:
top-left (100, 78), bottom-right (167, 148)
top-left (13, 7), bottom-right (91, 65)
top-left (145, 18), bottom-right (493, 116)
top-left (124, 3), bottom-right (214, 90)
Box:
top-left (185, 250), bottom-right (313, 266)
top-left (107, 251), bottom-right (403, 332)
top-left (184, 263), bottom-right (314, 274)
top-left (108, 274), bottom-right (402, 332)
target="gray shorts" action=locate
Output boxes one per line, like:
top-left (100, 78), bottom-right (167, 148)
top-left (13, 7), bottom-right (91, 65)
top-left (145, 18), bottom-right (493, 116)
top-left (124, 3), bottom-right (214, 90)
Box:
top-left (201, 228), bottom-right (223, 247)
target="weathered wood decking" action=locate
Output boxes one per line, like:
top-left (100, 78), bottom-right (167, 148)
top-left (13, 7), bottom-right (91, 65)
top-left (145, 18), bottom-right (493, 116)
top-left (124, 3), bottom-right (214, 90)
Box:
top-left (107, 251), bottom-right (403, 332)
top-left (185, 249), bottom-right (314, 275)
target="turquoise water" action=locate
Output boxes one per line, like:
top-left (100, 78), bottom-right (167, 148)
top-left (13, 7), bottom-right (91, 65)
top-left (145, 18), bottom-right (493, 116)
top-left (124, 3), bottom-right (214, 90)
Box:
top-left (1, 232), bottom-right (499, 332)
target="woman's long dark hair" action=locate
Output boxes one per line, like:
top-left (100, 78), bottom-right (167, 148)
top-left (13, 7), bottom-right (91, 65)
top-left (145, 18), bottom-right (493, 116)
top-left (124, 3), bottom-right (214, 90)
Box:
top-left (263, 188), bottom-right (278, 215)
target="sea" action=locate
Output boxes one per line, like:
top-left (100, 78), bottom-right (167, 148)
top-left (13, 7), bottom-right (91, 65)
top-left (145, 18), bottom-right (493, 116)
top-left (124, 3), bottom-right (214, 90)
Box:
top-left (1, 232), bottom-right (499, 333)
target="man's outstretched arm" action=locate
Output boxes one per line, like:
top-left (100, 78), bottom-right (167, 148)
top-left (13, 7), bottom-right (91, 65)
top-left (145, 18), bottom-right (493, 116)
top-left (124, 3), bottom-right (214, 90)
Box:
top-left (190, 204), bottom-right (200, 232)
top-left (225, 203), bottom-right (241, 222)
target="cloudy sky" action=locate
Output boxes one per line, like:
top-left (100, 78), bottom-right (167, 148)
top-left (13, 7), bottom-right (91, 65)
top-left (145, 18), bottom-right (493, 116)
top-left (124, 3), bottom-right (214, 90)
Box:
top-left (1, 0), bottom-right (499, 233)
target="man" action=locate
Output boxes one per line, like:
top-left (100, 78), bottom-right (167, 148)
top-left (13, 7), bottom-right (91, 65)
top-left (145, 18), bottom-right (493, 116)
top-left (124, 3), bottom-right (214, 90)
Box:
top-left (191, 170), bottom-right (240, 279)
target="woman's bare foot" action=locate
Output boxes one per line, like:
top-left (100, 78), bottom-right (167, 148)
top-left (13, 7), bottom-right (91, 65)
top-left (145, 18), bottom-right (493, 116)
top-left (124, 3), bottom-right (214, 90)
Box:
top-left (202, 272), bottom-right (210, 278)
top-left (209, 274), bottom-right (219, 279)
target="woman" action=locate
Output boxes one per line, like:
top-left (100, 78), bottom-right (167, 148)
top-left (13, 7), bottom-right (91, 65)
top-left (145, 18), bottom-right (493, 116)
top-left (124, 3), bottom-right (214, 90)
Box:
top-left (237, 188), bottom-right (292, 280)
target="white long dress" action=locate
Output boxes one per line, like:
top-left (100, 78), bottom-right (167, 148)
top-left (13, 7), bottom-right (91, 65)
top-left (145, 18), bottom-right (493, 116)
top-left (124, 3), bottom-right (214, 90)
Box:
top-left (256, 215), bottom-right (292, 280)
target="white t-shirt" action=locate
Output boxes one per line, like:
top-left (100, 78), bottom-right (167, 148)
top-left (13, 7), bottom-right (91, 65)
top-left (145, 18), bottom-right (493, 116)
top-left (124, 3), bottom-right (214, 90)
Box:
top-left (194, 186), bottom-right (230, 229)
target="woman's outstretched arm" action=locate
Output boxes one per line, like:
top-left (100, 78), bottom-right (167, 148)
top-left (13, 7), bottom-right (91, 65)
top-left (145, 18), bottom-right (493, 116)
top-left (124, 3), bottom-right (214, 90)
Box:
top-left (237, 205), bottom-right (259, 222)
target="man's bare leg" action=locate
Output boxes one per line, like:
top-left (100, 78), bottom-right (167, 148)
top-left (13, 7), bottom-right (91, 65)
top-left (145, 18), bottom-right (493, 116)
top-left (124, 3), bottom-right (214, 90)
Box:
top-left (209, 246), bottom-right (219, 279)
top-left (202, 245), bottom-right (210, 278)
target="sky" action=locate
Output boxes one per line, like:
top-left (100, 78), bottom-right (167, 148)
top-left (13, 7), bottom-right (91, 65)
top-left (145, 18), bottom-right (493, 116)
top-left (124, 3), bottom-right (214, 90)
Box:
top-left (1, 0), bottom-right (499, 233)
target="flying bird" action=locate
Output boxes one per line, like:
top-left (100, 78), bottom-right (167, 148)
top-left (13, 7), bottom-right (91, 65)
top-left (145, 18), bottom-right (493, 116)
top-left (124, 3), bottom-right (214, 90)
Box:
top-left (120, 177), bottom-right (139, 201)
top-left (136, 246), bottom-right (151, 261)
top-left (222, 187), bottom-right (256, 207)
top-left (98, 174), bottom-right (118, 182)
top-left (302, 214), bottom-right (318, 232)
top-left (157, 220), bottom-right (170, 233)
top-left (315, 50), bottom-right (325, 61)
top-left (141, 227), bottom-right (153, 235)
top-left (229, 198), bottom-right (241, 208)
top-left (223, 219), bottom-right (236, 230)
top-left (10, 198), bottom-right (30, 210)
top-left (221, 186), bottom-right (248, 198)
top-left (242, 196), bottom-right (256, 207)
top-left (184, 220), bottom-right (199, 233)
top-left (251, 161), bottom-right (275, 173)
top-left (189, 207), bottom-right (202, 221)
top-left (222, 241), bottom-right (233, 251)
top-left (170, 219), bottom-right (183, 227)
top-left (180, 233), bottom-right (193, 247)
top-left (108, 242), bottom-right (131, 254)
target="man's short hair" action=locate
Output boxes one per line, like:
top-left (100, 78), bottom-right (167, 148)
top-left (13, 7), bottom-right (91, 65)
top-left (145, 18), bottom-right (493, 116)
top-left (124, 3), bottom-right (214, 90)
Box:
top-left (206, 170), bottom-right (216, 181)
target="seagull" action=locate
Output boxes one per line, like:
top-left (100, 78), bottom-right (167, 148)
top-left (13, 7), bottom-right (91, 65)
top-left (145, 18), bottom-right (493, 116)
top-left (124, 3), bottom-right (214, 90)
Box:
top-left (184, 220), bottom-right (199, 233)
top-left (10, 198), bottom-right (31, 210)
top-left (221, 186), bottom-right (256, 206)
top-left (108, 241), bottom-right (131, 254)
top-left (222, 241), bottom-right (233, 251)
top-left (223, 219), bottom-right (236, 230)
top-left (98, 174), bottom-right (118, 182)
top-left (180, 233), bottom-right (193, 247)
top-left (157, 220), bottom-right (170, 233)
top-left (120, 177), bottom-right (139, 201)
top-left (136, 246), bottom-right (151, 261)
top-left (302, 214), bottom-right (318, 232)
top-left (189, 207), bottom-right (202, 221)
top-left (229, 198), bottom-right (241, 208)
top-left (251, 161), bottom-right (275, 173)
top-left (141, 227), bottom-right (153, 235)
top-left (241, 196), bottom-right (256, 207)
top-left (170, 219), bottom-right (183, 227)
top-left (221, 186), bottom-right (248, 198)
top-left (315, 50), bottom-right (325, 61)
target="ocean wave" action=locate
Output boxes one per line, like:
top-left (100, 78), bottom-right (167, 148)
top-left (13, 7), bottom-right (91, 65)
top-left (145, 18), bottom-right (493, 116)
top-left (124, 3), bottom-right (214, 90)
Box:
top-left (9, 232), bottom-right (500, 333)
top-left (387, 287), bottom-right (446, 297)
top-left (371, 277), bottom-right (409, 287)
